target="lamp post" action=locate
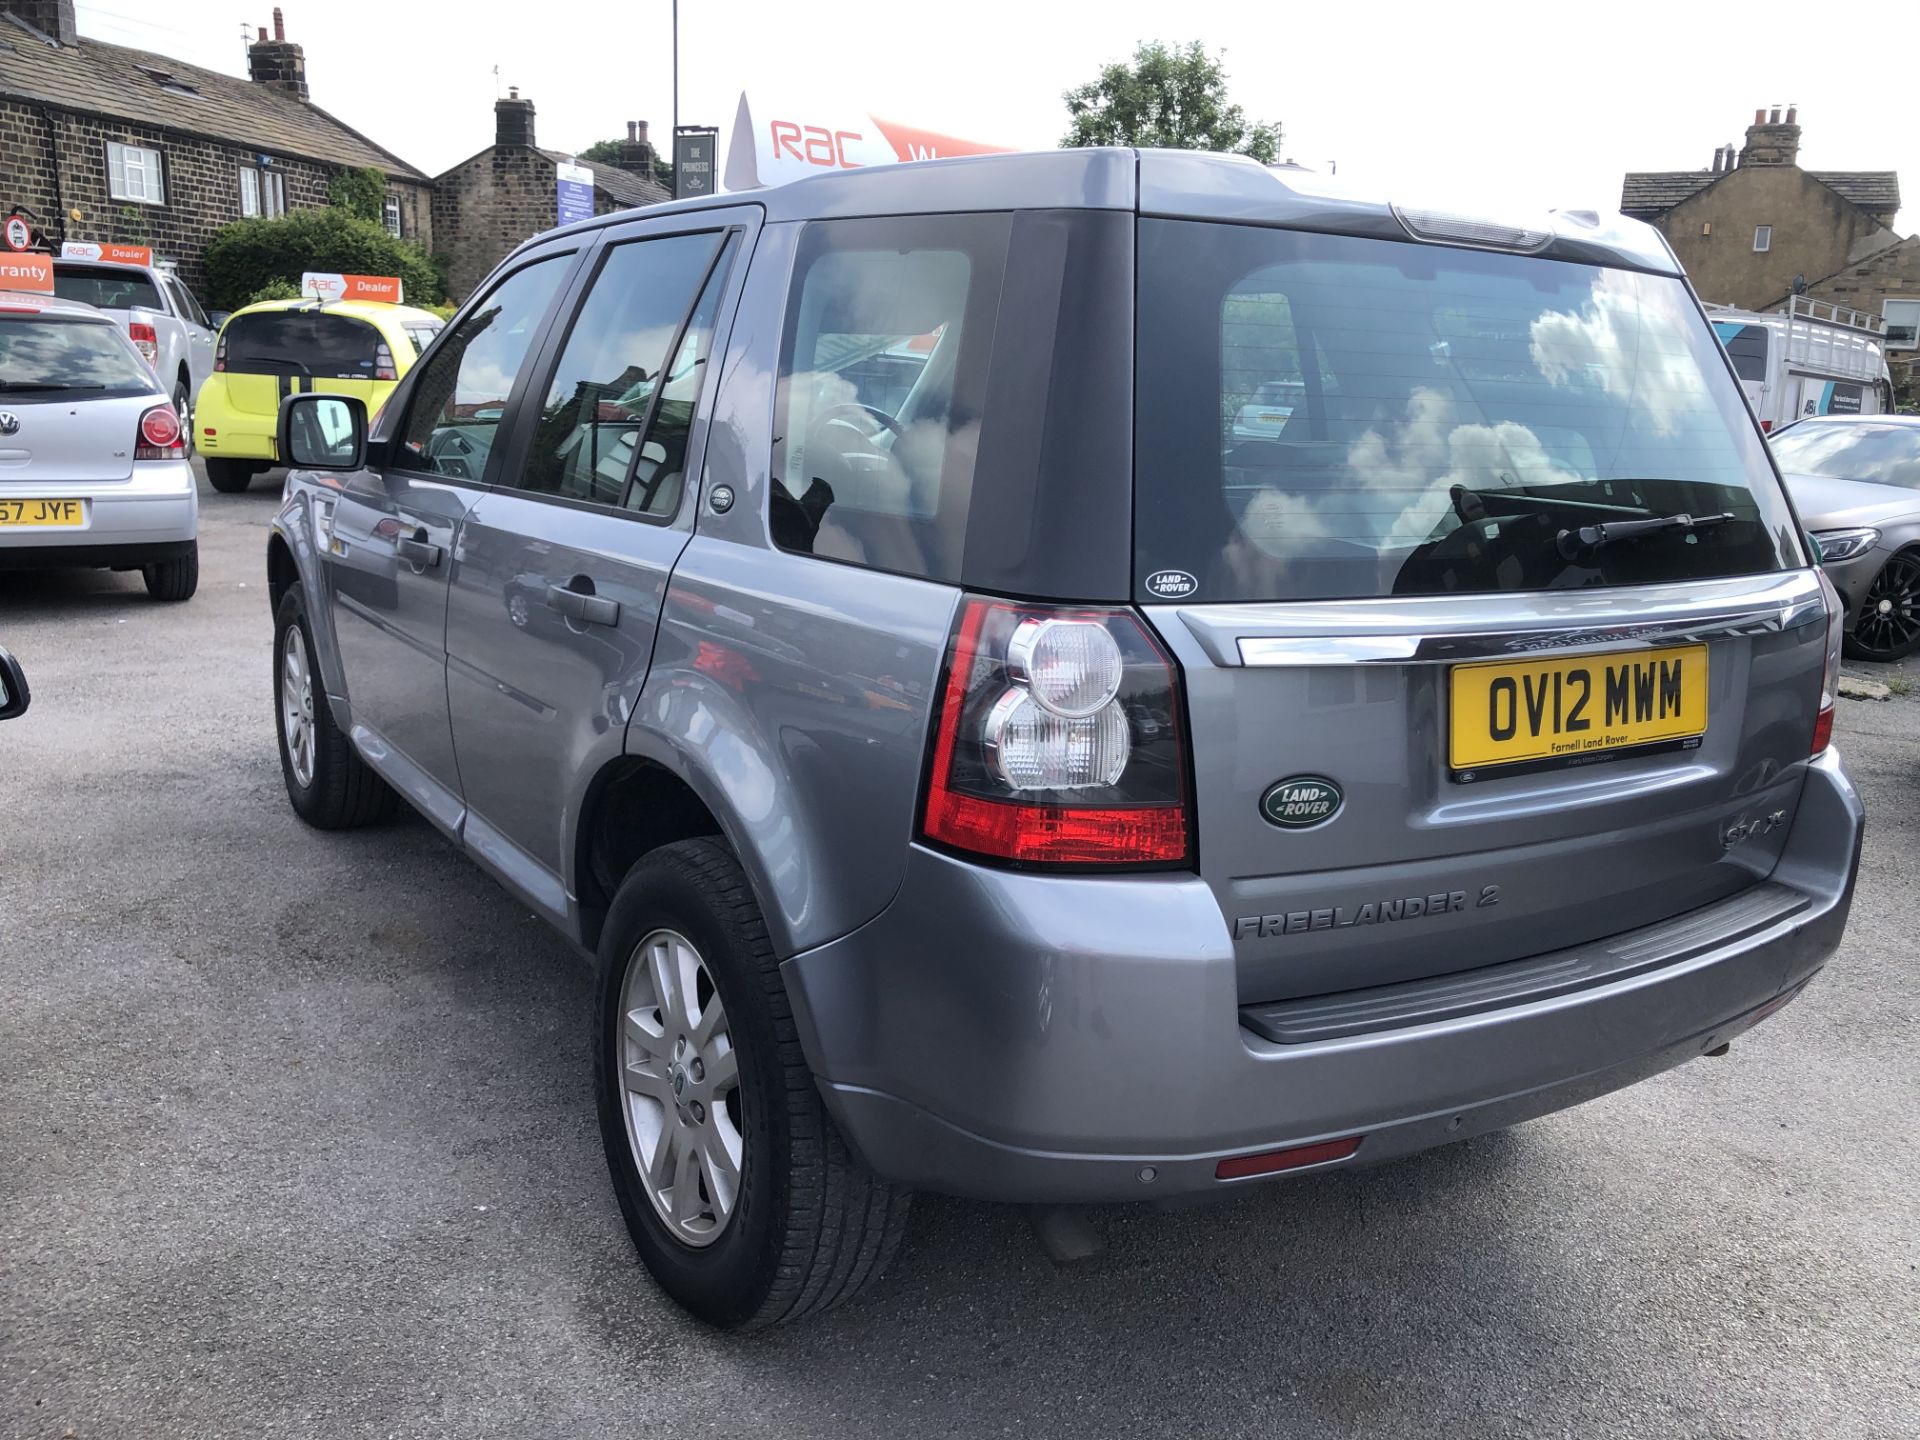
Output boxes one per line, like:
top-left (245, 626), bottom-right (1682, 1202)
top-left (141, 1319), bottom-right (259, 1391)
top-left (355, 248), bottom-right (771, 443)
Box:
top-left (672, 0), bottom-right (679, 136)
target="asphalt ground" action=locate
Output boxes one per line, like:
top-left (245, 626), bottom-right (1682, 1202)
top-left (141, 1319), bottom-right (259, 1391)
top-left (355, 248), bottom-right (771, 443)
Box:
top-left (2, 465), bottom-right (1915, 1439)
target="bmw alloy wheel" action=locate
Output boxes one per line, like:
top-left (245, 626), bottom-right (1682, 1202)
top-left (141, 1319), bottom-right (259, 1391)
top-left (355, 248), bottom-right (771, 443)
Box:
top-left (280, 624), bottom-right (316, 788)
top-left (616, 928), bottom-right (743, 1247)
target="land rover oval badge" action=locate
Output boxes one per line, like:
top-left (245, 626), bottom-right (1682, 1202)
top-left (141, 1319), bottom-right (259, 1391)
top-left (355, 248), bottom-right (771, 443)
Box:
top-left (1260, 776), bottom-right (1343, 830)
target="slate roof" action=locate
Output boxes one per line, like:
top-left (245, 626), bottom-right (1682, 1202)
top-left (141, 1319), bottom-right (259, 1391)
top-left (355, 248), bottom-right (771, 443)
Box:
top-left (1620, 168), bottom-right (1901, 219)
top-left (540, 149), bottom-right (671, 210)
top-left (0, 16), bottom-right (429, 181)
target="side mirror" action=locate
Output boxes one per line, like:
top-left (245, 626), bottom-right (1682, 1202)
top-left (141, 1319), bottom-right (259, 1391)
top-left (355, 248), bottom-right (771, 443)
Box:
top-left (279, 393), bottom-right (369, 471)
top-left (207, 310), bottom-right (232, 329)
top-left (0, 646), bottom-right (29, 721)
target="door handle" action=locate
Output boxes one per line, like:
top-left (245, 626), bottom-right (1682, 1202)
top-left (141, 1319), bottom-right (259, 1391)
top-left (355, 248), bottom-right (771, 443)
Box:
top-left (395, 531), bottom-right (443, 569)
top-left (547, 579), bottom-right (621, 627)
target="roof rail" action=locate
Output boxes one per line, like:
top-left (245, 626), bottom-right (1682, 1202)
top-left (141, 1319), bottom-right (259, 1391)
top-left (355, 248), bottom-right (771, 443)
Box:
top-left (1787, 293), bottom-right (1884, 334)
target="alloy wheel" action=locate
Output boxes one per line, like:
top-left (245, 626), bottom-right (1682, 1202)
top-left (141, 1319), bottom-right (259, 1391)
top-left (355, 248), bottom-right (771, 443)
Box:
top-left (617, 928), bottom-right (743, 1247)
top-left (1854, 552), bottom-right (1920, 658)
top-left (280, 624), bottom-right (316, 788)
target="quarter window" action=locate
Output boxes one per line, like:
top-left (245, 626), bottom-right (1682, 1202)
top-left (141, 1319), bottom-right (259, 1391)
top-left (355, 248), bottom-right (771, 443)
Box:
top-left (395, 256), bottom-right (572, 482)
top-left (516, 231), bottom-right (734, 516)
top-left (107, 142), bottom-right (164, 204)
top-left (771, 213), bottom-right (1007, 580)
top-left (1753, 225), bottom-right (1772, 253)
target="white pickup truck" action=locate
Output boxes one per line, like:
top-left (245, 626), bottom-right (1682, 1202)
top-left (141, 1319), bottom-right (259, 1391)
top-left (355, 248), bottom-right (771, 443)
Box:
top-left (52, 256), bottom-right (218, 441)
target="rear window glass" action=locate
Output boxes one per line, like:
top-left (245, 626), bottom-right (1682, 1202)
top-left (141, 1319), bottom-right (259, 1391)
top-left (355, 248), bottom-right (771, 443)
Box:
top-left (0, 317), bottom-right (153, 392)
top-left (1712, 321), bottom-right (1770, 383)
top-left (1134, 221), bottom-right (1801, 603)
top-left (52, 263), bottom-right (164, 312)
top-left (223, 310), bottom-right (382, 379)
top-left (772, 213), bottom-right (1008, 582)
top-left (1771, 421), bottom-right (1920, 489)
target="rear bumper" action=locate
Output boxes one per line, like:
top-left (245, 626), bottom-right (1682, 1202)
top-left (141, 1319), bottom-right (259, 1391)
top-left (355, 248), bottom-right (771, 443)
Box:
top-left (782, 751), bottom-right (1863, 1203)
top-left (0, 463), bottom-right (197, 566)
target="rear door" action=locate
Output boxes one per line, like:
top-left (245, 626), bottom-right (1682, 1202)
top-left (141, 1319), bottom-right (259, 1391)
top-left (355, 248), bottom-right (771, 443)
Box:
top-left (320, 254), bottom-right (580, 827)
top-left (443, 208), bottom-right (754, 919)
top-left (161, 274), bottom-right (216, 398)
top-left (1132, 219), bottom-right (1826, 1004)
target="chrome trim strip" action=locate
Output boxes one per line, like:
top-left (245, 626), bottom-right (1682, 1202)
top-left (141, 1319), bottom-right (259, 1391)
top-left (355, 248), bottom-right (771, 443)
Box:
top-left (1162, 571), bottom-right (1827, 668)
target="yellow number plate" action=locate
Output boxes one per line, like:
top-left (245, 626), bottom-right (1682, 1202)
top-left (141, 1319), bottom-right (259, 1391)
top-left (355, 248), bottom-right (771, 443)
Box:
top-left (1449, 644), bottom-right (1708, 775)
top-left (0, 498), bottom-right (85, 528)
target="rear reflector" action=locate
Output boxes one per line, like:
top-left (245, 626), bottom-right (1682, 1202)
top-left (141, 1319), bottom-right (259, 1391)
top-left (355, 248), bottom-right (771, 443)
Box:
top-left (1215, 1136), bottom-right (1362, 1180)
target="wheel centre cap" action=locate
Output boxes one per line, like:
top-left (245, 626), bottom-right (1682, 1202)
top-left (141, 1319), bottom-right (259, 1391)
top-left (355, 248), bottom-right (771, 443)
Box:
top-left (670, 1063), bottom-right (688, 1098)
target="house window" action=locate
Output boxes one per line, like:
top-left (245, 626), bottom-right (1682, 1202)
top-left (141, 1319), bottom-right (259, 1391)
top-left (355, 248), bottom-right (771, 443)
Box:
top-left (107, 142), bottom-right (164, 205)
top-left (383, 195), bottom-right (402, 238)
top-left (1753, 225), bottom-right (1772, 253)
top-left (1885, 300), bottom-right (1920, 350)
top-left (240, 166), bottom-right (286, 219)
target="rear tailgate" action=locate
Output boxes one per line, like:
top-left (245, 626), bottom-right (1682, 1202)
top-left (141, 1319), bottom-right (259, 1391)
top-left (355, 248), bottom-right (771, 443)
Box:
top-left (0, 316), bottom-right (159, 485)
top-left (1146, 574), bottom-right (1826, 1002)
top-left (1132, 216), bottom-right (1824, 1005)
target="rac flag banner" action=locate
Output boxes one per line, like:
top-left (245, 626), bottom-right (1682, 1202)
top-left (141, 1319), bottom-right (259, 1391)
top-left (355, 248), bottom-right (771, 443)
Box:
top-left (301, 272), bottom-right (404, 304)
top-left (724, 92), bottom-right (1010, 191)
top-left (60, 241), bottom-right (154, 266)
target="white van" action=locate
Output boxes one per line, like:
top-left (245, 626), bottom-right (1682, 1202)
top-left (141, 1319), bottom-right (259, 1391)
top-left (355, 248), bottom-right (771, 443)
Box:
top-left (1708, 295), bottom-right (1892, 433)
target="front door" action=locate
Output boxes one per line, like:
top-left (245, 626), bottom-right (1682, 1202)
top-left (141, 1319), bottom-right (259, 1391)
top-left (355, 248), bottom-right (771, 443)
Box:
top-left (444, 215), bottom-right (752, 921)
top-left (325, 252), bottom-right (578, 828)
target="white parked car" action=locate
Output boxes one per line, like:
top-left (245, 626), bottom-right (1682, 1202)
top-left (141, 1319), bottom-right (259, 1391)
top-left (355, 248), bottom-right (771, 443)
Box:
top-left (0, 295), bottom-right (198, 601)
top-left (52, 256), bottom-right (217, 441)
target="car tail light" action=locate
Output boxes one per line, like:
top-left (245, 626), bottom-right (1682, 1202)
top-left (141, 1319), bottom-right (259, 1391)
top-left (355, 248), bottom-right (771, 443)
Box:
top-left (920, 597), bottom-right (1190, 867)
top-left (128, 320), bottom-right (158, 367)
top-left (1812, 568), bottom-right (1844, 755)
top-left (1760, 419), bottom-right (1773, 433)
top-left (135, 403), bottom-right (184, 461)
top-left (374, 340), bottom-right (397, 381)
top-left (213, 331), bottom-right (227, 372)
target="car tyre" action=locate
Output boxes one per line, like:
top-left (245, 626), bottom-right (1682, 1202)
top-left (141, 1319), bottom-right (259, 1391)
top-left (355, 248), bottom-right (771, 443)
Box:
top-left (594, 838), bottom-right (911, 1330)
top-left (273, 587), bottom-right (396, 828)
top-left (206, 458), bottom-right (253, 494)
top-left (142, 542), bottom-right (198, 602)
top-left (1843, 548), bottom-right (1920, 662)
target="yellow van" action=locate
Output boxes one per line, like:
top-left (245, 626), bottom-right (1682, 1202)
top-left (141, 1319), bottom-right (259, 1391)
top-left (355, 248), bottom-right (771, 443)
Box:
top-left (195, 298), bottom-right (443, 492)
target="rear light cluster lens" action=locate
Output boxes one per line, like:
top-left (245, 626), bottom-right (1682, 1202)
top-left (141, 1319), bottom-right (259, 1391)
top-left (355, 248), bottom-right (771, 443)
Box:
top-left (374, 341), bottom-right (397, 382)
top-left (213, 332), bottom-right (227, 372)
top-left (1812, 568), bottom-right (1844, 755)
top-left (128, 320), bottom-right (158, 368)
top-left (922, 598), bottom-right (1190, 866)
top-left (134, 403), bottom-right (184, 461)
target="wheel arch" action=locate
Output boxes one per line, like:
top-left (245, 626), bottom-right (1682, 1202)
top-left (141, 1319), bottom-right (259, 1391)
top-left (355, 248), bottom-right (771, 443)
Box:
top-left (573, 754), bottom-right (728, 952)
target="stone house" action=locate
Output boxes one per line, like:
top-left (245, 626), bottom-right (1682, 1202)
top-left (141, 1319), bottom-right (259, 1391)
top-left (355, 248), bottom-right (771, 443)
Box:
top-left (432, 92), bottom-right (671, 302)
top-left (1621, 108), bottom-right (1913, 406)
top-left (0, 1), bottom-right (432, 297)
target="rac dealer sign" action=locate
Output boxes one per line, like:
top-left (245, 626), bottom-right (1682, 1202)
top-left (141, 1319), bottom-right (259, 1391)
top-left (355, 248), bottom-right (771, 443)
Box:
top-left (724, 92), bottom-right (1008, 191)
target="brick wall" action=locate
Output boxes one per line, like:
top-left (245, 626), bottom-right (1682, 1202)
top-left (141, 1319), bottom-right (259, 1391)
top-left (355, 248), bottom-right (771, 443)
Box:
top-left (1803, 236), bottom-right (1920, 408)
top-left (432, 144), bottom-right (557, 302)
top-left (0, 98), bottom-right (433, 301)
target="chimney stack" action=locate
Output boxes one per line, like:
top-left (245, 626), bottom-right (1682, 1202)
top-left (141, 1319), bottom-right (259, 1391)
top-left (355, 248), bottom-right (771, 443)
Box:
top-left (1739, 103), bottom-right (1800, 168)
top-left (247, 8), bottom-right (309, 102)
top-left (618, 119), bottom-right (656, 174)
top-left (495, 87), bottom-right (536, 148)
top-left (12, 1), bottom-right (78, 46)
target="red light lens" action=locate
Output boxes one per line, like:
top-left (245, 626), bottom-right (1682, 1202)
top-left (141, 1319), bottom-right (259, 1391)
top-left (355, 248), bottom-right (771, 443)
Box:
top-left (1760, 419), bottom-right (1774, 433)
top-left (134, 404), bottom-right (183, 460)
top-left (921, 597), bottom-right (1189, 866)
top-left (1811, 704), bottom-right (1834, 755)
top-left (1215, 1136), bottom-right (1362, 1181)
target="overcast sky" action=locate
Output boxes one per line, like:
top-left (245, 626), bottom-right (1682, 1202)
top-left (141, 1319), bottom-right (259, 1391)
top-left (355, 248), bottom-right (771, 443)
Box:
top-left (75, 0), bottom-right (1912, 231)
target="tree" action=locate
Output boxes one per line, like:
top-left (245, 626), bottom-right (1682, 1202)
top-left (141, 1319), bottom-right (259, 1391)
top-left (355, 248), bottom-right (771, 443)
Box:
top-left (202, 207), bottom-right (444, 312)
top-left (1061, 41), bottom-right (1283, 163)
top-left (576, 138), bottom-right (674, 190)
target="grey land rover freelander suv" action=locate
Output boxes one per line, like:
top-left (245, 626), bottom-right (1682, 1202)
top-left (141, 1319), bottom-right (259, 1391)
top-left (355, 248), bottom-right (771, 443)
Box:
top-left (265, 149), bottom-right (1863, 1329)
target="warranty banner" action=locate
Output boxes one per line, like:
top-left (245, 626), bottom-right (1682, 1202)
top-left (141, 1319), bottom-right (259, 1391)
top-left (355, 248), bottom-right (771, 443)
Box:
top-left (0, 253), bottom-right (54, 291)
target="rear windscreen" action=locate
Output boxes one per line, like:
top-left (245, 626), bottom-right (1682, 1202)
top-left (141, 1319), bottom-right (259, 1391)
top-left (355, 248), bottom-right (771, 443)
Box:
top-left (1712, 321), bottom-right (1770, 382)
top-left (223, 311), bottom-right (382, 379)
top-left (52, 264), bottom-right (164, 312)
top-left (1134, 221), bottom-right (1802, 603)
top-left (0, 317), bottom-right (154, 393)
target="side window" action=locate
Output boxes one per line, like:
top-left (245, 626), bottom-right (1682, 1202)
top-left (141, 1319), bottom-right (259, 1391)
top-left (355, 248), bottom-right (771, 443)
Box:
top-left (514, 230), bottom-right (734, 516)
top-left (771, 214), bottom-right (1006, 581)
top-left (395, 256), bottom-right (571, 481)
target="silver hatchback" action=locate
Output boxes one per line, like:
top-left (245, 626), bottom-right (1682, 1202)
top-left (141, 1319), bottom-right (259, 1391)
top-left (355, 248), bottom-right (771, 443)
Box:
top-left (0, 293), bottom-right (198, 600)
top-left (265, 150), bottom-right (1863, 1328)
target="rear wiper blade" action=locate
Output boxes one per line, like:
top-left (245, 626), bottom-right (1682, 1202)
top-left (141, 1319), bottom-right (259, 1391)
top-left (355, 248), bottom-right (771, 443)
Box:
top-left (0, 380), bottom-right (105, 392)
top-left (1556, 511), bottom-right (1736, 563)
